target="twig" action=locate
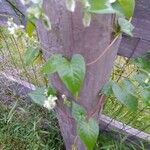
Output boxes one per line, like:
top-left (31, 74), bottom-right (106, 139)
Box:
top-left (86, 35), bottom-right (120, 66)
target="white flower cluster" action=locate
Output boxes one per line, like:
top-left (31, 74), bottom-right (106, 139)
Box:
top-left (144, 73), bottom-right (150, 84)
top-left (20, 0), bottom-right (42, 5)
top-left (43, 95), bottom-right (58, 110)
top-left (7, 18), bottom-right (24, 36)
top-left (109, 0), bottom-right (116, 3)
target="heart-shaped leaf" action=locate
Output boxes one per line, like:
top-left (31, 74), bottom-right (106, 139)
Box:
top-left (77, 118), bottom-right (99, 150)
top-left (112, 1), bottom-right (125, 16)
top-left (58, 54), bottom-right (86, 96)
top-left (88, 0), bottom-right (115, 14)
top-left (118, 0), bottom-right (135, 18)
top-left (42, 54), bottom-right (67, 74)
top-left (72, 102), bottom-right (86, 121)
top-left (101, 80), bottom-right (114, 96)
top-left (112, 82), bottom-right (138, 111)
top-left (121, 79), bottom-right (136, 95)
top-left (118, 18), bottom-right (134, 36)
top-left (29, 87), bottom-right (47, 106)
top-left (42, 54), bottom-right (86, 97)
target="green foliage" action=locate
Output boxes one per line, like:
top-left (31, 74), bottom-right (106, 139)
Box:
top-left (57, 54), bottom-right (86, 97)
top-left (82, 11), bottom-right (92, 27)
top-left (0, 101), bottom-right (146, 150)
top-left (28, 87), bottom-right (47, 106)
top-left (72, 102), bottom-right (99, 150)
top-left (134, 57), bottom-right (150, 72)
top-left (101, 80), bottom-right (114, 96)
top-left (112, 82), bottom-right (138, 111)
top-left (42, 14), bottom-right (52, 31)
top-left (86, 0), bottom-right (135, 36)
top-left (72, 102), bottom-right (86, 121)
top-left (118, 0), bottom-right (135, 18)
top-left (133, 56), bottom-right (150, 106)
top-left (25, 21), bottom-right (36, 37)
top-left (23, 47), bottom-right (41, 66)
top-left (25, 0), bottom-right (51, 37)
top-left (87, 0), bottom-right (135, 18)
top-left (118, 18), bottom-right (134, 36)
top-left (0, 102), bottom-right (63, 150)
top-left (42, 54), bottom-right (66, 74)
top-left (42, 54), bottom-right (86, 97)
top-left (102, 80), bottom-right (138, 111)
top-left (88, 0), bottom-right (114, 14)
top-left (23, 1), bottom-right (137, 149)
top-left (103, 55), bottom-right (150, 112)
top-left (77, 118), bottom-right (99, 150)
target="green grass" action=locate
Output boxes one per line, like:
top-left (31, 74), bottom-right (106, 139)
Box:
top-left (0, 101), bottom-right (64, 150)
top-left (103, 56), bottom-right (150, 134)
top-left (0, 100), bottom-right (149, 150)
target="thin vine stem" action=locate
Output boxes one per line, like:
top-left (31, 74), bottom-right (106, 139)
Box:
top-left (86, 34), bottom-right (120, 66)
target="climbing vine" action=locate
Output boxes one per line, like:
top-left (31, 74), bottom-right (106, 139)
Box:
top-left (17, 0), bottom-right (138, 150)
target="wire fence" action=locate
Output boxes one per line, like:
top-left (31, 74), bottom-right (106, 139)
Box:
top-left (0, 24), bottom-right (150, 146)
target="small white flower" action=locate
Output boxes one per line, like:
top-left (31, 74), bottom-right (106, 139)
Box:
top-left (62, 94), bottom-right (66, 100)
top-left (7, 18), bottom-right (24, 36)
top-left (19, 25), bottom-right (25, 29)
top-left (144, 78), bottom-right (149, 84)
top-left (48, 95), bottom-right (57, 102)
top-left (43, 95), bottom-right (58, 110)
top-left (20, 0), bottom-right (30, 5)
top-left (109, 0), bottom-right (116, 3)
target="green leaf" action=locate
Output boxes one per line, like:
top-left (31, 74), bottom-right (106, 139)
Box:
top-left (77, 118), bottom-right (99, 150)
top-left (118, 18), bottom-right (134, 36)
top-left (29, 87), bottom-right (47, 106)
top-left (58, 54), bottom-right (86, 96)
top-left (72, 102), bottom-right (86, 121)
top-left (47, 86), bottom-right (57, 96)
top-left (26, 21), bottom-right (36, 37)
top-left (141, 89), bottom-right (150, 106)
top-left (121, 79), bottom-right (136, 95)
top-left (88, 0), bottom-right (115, 14)
top-left (42, 54), bottom-right (86, 96)
top-left (101, 80), bottom-right (114, 96)
top-left (23, 48), bottom-right (40, 66)
top-left (112, 1), bottom-right (125, 16)
top-left (134, 73), bottom-right (150, 88)
top-left (42, 54), bottom-right (67, 74)
top-left (82, 11), bottom-right (91, 27)
top-left (134, 57), bottom-right (150, 72)
top-left (42, 14), bottom-right (51, 31)
top-left (112, 82), bottom-right (138, 111)
top-left (118, 0), bottom-right (135, 18)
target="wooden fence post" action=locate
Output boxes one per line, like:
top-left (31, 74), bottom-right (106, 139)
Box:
top-left (37, 0), bottom-right (121, 149)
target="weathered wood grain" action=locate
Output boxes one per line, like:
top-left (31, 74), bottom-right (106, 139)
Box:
top-left (118, 0), bottom-right (150, 57)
